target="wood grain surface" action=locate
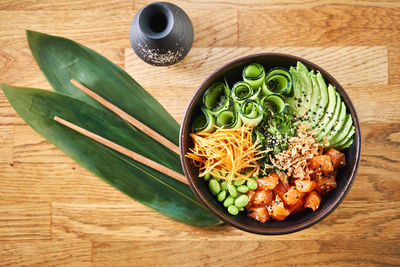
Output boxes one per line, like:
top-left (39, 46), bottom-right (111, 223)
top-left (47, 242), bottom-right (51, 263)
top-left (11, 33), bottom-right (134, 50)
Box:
top-left (0, 0), bottom-right (399, 266)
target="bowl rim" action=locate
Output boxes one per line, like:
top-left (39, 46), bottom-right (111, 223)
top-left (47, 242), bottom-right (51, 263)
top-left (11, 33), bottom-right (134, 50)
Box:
top-left (179, 52), bottom-right (361, 235)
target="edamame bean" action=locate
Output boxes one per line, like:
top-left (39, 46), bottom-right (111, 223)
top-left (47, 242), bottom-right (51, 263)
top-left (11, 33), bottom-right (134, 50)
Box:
top-left (247, 178), bottom-right (258, 190)
top-left (217, 191), bottom-right (226, 202)
top-left (233, 179), bottom-right (246, 186)
top-left (237, 185), bottom-right (249, 193)
top-left (203, 173), bottom-right (211, 181)
top-left (223, 196), bottom-right (234, 207)
top-left (234, 194), bottom-right (249, 208)
top-left (227, 205), bottom-right (239, 215)
top-left (220, 181), bottom-right (228, 191)
top-left (212, 170), bottom-right (222, 181)
top-left (238, 207), bottom-right (244, 211)
top-left (227, 184), bottom-right (237, 198)
top-left (209, 179), bottom-right (220, 195)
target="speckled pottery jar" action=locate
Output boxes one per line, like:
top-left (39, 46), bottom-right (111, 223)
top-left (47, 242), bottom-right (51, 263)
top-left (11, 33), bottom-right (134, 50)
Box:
top-left (129, 2), bottom-right (194, 66)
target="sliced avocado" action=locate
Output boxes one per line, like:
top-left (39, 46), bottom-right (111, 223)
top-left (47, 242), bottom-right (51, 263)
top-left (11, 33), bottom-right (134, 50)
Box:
top-left (285, 62), bottom-right (312, 118)
top-left (296, 61), bottom-right (309, 73)
top-left (316, 91), bottom-right (341, 141)
top-left (313, 84), bottom-right (336, 138)
top-left (326, 101), bottom-right (347, 143)
top-left (302, 72), bottom-right (321, 126)
top-left (336, 137), bottom-right (353, 150)
top-left (330, 113), bottom-right (353, 145)
top-left (309, 71), bottom-right (329, 129)
top-left (333, 126), bottom-right (355, 147)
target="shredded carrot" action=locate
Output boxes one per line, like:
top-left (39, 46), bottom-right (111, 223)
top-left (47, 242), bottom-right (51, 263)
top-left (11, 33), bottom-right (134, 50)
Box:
top-left (186, 126), bottom-right (262, 181)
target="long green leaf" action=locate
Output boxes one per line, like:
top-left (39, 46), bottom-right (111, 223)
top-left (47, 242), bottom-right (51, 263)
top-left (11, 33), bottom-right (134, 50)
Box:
top-left (26, 30), bottom-right (180, 146)
top-left (1, 84), bottom-right (221, 227)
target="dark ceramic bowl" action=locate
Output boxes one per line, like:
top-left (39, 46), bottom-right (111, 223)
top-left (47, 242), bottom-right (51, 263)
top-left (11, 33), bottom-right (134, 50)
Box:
top-left (179, 53), bottom-right (361, 235)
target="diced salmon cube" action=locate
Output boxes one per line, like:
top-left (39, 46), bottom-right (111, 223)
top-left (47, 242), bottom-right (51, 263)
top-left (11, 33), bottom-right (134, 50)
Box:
top-left (315, 176), bottom-right (337, 195)
top-left (283, 186), bottom-right (304, 205)
top-left (267, 195), bottom-right (290, 221)
top-left (273, 182), bottom-right (288, 200)
top-left (253, 189), bottom-right (273, 206)
top-left (287, 197), bottom-right (305, 214)
top-left (257, 172), bottom-right (280, 190)
top-left (304, 191), bottom-right (321, 211)
top-left (248, 206), bottom-right (270, 223)
top-left (325, 148), bottom-right (346, 169)
top-left (245, 190), bottom-right (256, 209)
top-left (295, 179), bottom-right (317, 193)
top-left (310, 155), bottom-right (334, 173)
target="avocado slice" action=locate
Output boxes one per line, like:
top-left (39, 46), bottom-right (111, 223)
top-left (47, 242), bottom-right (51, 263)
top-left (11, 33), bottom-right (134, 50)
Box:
top-left (302, 72), bottom-right (321, 126)
top-left (336, 137), bottom-right (354, 150)
top-left (285, 62), bottom-right (312, 118)
top-left (309, 71), bottom-right (329, 129)
top-left (326, 101), bottom-right (347, 143)
top-left (313, 84), bottom-right (336, 138)
top-left (333, 126), bottom-right (355, 147)
top-left (330, 113), bottom-right (353, 145)
top-left (316, 91), bottom-right (341, 141)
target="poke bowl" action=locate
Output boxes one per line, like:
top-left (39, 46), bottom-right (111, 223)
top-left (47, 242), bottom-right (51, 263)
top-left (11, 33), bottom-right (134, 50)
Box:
top-left (179, 53), bottom-right (361, 235)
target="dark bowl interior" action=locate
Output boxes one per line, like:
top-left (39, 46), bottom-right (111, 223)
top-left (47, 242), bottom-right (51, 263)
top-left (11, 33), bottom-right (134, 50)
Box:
top-left (179, 53), bottom-right (361, 235)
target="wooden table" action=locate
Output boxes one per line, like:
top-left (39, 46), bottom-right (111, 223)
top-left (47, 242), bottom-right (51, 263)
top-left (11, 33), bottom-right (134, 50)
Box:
top-left (0, 0), bottom-right (399, 265)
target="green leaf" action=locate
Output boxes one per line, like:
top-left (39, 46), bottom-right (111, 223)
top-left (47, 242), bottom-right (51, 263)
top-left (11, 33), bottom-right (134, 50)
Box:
top-left (26, 30), bottom-right (180, 146)
top-left (1, 84), bottom-right (221, 227)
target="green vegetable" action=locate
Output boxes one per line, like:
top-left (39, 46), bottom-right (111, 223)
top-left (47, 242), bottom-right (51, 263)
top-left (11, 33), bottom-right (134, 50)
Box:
top-left (227, 205), bottom-right (239, 215)
top-left (223, 196), bottom-right (234, 207)
top-left (261, 94), bottom-right (287, 114)
top-left (262, 67), bottom-right (293, 96)
top-left (237, 185), bottom-right (249, 193)
top-left (238, 99), bottom-right (263, 127)
top-left (203, 82), bottom-right (230, 116)
top-left (247, 179), bottom-right (258, 190)
top-left (221, 181), bottom-right (228, 191)
top-left (242, 63), bottom-right (265, 90)
top-left (203, 173), bottom-right (211, 181)
top-left (209, 179), bottom-right (221, 195)
top-left (217, 191), bottom-right (227, 202)
top-left (234, 195), bottom-right (249, 208)
top-left (233, 179), bottom-right (246, 186)
top-left (192, 107), bottom-right (215, 133)
top-left (285, 63), bottom-right (312, 118)
top-left (227, 184), bottom-right (237, 198)
top-left (231, 81), bottom-right (260, 104)
top-left (216, 110), bottom-right (241, 129)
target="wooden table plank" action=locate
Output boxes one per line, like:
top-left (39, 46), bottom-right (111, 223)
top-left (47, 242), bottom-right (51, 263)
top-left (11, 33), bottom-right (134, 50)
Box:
top-left (125, 47), bottom-right (388, 89)
top-left (239, 7), bottom-right (400, 47)
top-left (135, 0), bottom-right (400, 10)
top-left (0, 163), bottom-right (132, 203)
top-left (93, 240), bottom-right (400, 266)
top-left (0, 240), bottom-right (92, 266)
top-left (0, 203), bottom-right (50, 241)
top-left (0, 0), bottom-right (134, 11)
top-left (51, 200), bottom-right (400, 241)
top-left (189, 9), bottom-right (238, 47)
top-left (0, 11), bottom-right (133, 49)
top-left (388, 46), bottom-right (400, 84)
top-left (0, 9), bottom-right (237, 49)
top-left (0, 126), bottom-right (13, 164)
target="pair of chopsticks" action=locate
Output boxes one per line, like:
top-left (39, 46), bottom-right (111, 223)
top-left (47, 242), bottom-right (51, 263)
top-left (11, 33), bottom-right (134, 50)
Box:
top-left (54, 79), bottom-right (188, 185)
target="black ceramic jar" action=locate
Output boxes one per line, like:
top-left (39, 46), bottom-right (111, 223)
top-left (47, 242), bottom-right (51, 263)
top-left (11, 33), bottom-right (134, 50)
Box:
top-left (129, 2), bottom-right (194, 66)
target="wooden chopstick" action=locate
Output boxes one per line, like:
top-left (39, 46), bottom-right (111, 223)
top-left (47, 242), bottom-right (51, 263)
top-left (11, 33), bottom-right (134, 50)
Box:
top-left (70, 79), bottom-right (180, 155)
top-left (54, 116), bottom-right (188, 185)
